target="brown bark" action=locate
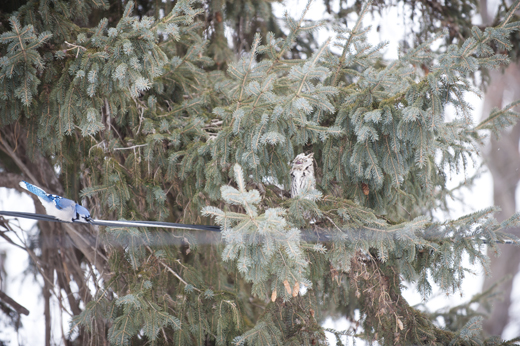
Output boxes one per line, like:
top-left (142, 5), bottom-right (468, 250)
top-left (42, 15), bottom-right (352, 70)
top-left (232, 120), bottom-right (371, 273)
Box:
top-left (480, 62), bottom-right (520, 336)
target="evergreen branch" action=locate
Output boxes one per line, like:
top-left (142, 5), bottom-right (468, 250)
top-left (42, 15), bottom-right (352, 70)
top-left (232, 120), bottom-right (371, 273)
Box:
top-left (331, 0), bottom-right (374, 86)
top-left (384, 136), bottom-right (401, 186)
top-left (499, 0), bottom-right (520, 28)
top-left (473, 99), bottom-right (520, 132)
top-left (295, 39), bottom-right (330, 96)
top-left (149, 246), bottom-right (201, 292)
top-left (278, 0), bottom-right (313, 60)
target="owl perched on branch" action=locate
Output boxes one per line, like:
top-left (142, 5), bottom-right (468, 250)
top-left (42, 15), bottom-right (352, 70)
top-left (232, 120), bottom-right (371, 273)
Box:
top-left (290, 153), bottom-right (315, 198)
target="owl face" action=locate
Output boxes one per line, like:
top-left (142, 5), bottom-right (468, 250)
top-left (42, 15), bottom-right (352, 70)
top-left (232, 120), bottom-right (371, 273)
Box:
top-left (291, 153), bottom-right (314, 170)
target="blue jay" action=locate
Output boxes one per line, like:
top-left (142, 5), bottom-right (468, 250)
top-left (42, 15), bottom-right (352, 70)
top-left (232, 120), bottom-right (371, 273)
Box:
top-left (19, 181), bottom-right (91, 223)
top-left (15, 180), bottom-right (221, 231)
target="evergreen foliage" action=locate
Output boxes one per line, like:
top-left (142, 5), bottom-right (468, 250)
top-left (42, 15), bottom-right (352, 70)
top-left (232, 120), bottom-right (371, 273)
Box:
top-left (1, 0), bottom-right (520, 345)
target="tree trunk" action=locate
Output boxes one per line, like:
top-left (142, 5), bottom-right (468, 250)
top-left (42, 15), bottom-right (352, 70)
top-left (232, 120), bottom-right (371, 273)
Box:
top-left (477, 0), bottom-right (520, 335)
top-left (481, 62), bottom-right (520, 336)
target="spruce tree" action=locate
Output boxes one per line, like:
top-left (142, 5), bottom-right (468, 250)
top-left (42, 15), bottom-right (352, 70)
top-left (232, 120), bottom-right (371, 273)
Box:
top-left (1, 0), bottom-right (520, 345)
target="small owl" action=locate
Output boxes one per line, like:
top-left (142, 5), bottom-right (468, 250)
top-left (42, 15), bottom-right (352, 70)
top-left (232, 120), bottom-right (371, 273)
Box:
top-left (290, 153), bottom-right (315, 198)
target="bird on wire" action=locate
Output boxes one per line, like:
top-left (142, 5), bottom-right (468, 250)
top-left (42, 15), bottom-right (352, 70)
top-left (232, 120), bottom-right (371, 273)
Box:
top-left (19, 180), bottom-right (92, 223)
top-left (0, 181), bottom-right (514, 245)
top-left (5, 181), bottom-right (220, 232)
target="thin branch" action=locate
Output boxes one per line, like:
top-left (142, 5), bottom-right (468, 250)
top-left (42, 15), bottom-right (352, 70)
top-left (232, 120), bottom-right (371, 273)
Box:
top-left (113, 144), bottom-right (148, 151)
top-left (146, 246), bottom-right (201, 292)
top-left (0, 136), bottom-right (41, 185)
top-left (64, 41), bottom-right (86, 58)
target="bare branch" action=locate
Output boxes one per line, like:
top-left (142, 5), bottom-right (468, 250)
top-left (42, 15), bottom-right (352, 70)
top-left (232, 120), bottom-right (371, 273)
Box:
top-left (0, 289), bottom-right (30, 315)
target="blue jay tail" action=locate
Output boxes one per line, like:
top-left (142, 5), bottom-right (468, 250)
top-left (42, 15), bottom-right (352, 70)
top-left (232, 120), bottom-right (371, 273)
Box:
top-left (19, 181), bottom-right (53, 203)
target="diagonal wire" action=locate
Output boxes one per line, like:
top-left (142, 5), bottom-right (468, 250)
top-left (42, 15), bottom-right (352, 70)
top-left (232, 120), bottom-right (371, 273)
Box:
top-left (89, 219), bottom-right (221, 232)
top-left (0, 210), bottom-right (516, 245)
top-left (0, 210), bottom-right (220, 232)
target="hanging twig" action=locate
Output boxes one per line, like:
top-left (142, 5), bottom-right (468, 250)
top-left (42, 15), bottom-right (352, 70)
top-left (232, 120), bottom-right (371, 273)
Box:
top-left (113, 144), bottom-right (148, 150)
top-left (146, 245), bottom-right (201, 292)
